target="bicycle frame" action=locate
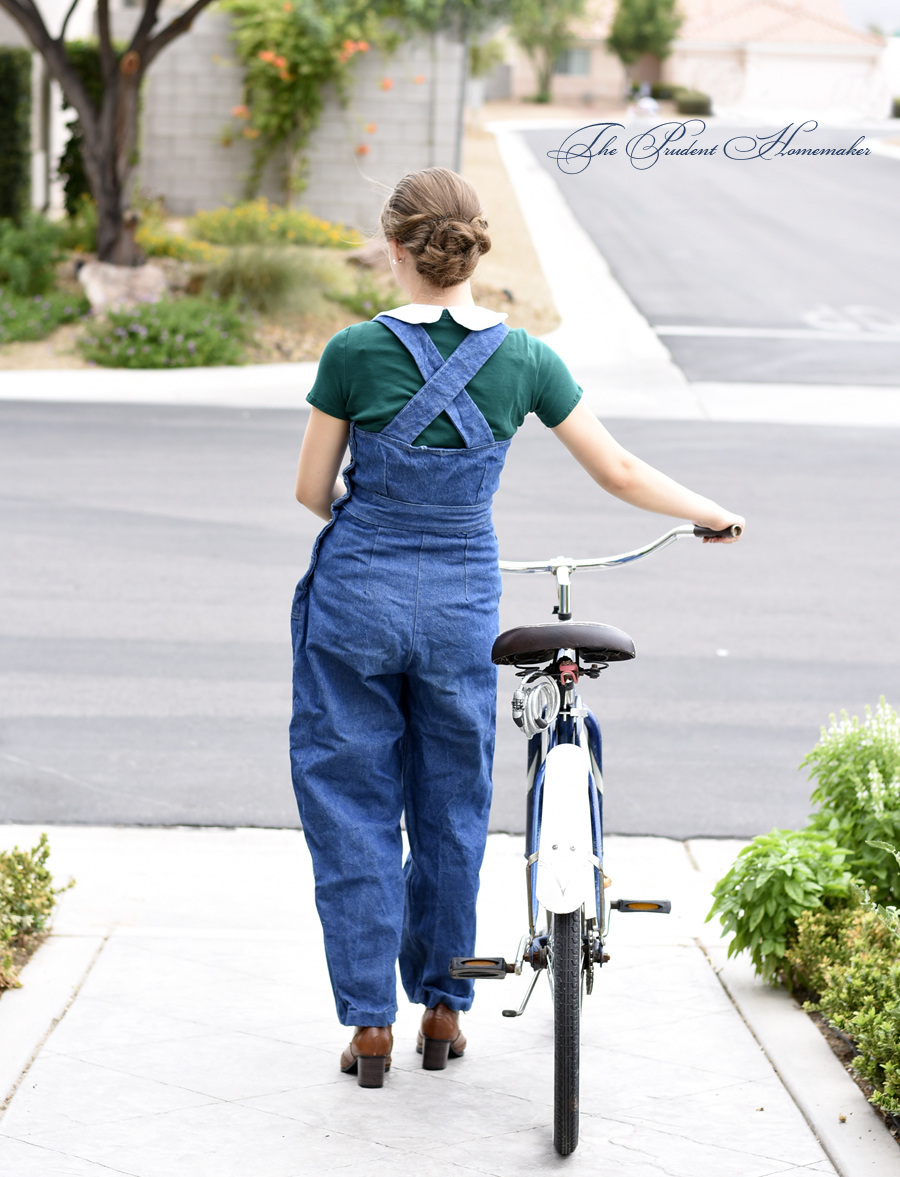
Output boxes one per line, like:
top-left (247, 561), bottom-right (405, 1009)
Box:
top-left (525, 700), bottom-right (604, 932)
top-left (450, 522), bottom-right (739, 1155)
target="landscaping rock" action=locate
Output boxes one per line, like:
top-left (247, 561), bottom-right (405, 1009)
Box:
top-left (77, 261), bottom-right (168, 311)
top-left (345, 238), bottom-right (390, 271)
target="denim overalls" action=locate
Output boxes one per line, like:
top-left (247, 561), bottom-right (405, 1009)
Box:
top-left (290, 314), bottom-right (510, 1027)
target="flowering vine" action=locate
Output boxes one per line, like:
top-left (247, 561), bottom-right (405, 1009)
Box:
top-left (220, 0), bottom-right (394, 200)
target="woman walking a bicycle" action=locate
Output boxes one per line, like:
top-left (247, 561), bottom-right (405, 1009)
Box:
top-left (290, 166), bottom-right (743, 1087)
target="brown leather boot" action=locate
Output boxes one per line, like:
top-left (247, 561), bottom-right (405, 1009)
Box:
top-left (340, 1026), bottom-right (393, 1088)
top-left (416, 1002), bottom-right (466, 1070)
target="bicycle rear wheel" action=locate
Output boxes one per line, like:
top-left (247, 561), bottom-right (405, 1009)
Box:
top-left (551, 909), bottom-right (581, 1155)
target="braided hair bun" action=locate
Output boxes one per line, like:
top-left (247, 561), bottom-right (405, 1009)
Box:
top-left (381, 167), bottom-right (491, 289)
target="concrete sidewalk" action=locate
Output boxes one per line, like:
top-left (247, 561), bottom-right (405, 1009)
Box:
top-left (1, 824), bottom-right (888, 1177)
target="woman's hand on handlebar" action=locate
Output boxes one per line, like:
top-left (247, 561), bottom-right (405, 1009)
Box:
top-left (693, 515), bottom-right (745, 543)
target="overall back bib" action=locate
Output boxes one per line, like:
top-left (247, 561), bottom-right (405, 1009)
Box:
top-left (290, 315), bottom-right (510, 1027)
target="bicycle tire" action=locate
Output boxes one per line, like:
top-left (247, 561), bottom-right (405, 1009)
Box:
top-left (551, 909), bottom-right (581, 1155)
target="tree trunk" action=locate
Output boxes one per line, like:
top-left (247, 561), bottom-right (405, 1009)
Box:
top-left (0, 0), bottom-right (214, 264)
top-left (536, 49), bottom-right (554, 103)
top-left (81, 65), bottom-right (142, 263)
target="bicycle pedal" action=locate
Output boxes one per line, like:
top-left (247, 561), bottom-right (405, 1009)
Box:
top-left (610, 899), bottom-right (672, 913)
top-left (449, 956), bottom-right (514, 979)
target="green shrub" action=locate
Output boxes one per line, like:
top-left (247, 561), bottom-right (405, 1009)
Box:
top-left (0, 215), bottom-right (65, 296)
top-left (0, 48), bottom-right (32, 221)
top-left (132, 197), bottom-right (225, 264)
top-left (893, 97), bottom-right (900, 119)
top-left (707, 828), bottom-right (853, 983)
top-left (785, 898), bottom-right (891, 994)
top-left (675, 89), bottom-right (711, 116)
top-left (804, 699), bottom-right (900, 903)
top-left (0, 289), bottom-right (90, 344)
top-left (650, 82), bottom-right (682, 101)
top-left (59, 193), bottom-right (99, 253)
top-left (1, 833), bottom-right (72, 989)
top-left (201, 245), bottom-right (309, 314)
top-left (188, 199), bottom-right (358, 248)
top-left (78, 298), bottom-right (248, 368)
top-left (469, 38), bottom-right (506, 80)
top-left (787, 842), bottom-right (900, 1115)
top-left (325, 273), bottom-right (405, 319)
top-left (788, 899), bottom-right (900, 1115)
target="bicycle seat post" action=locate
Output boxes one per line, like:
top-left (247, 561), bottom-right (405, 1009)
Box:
top-left (555, 564), bottom-right (572, 621)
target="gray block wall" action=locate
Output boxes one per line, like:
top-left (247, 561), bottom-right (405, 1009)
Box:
top-left (138, 11), bottom-right (466, 231)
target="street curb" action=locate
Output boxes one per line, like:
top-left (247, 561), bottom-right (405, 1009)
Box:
top-left (0, 363), bottom-right (318, 409)
top-left (0, 934), bottom-right (105, 1110)
top-left (705, 944), bottom-right (900, 1176)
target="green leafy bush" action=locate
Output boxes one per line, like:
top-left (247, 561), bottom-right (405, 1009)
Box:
top-left (675, 89), bottom-right (712, 116)
top-left (58, 193), bottom-right (99, 254)
top-left (326, 273), bottom-right (405, 319)
top-left (893, 97), bottom-right (900, 120)
top-left (201, 245), bottom-right (310, 314)
top-left (78, 298), bottom-right (248, 368)
top-left (707, 828), bottom-right (852, 983)
top-left (0, 289), bottom-right (90, 344)
top-left (0, 47), bottom-right (32, 221)
top-left (0, 214), bottom-right (64, 296)
top-left (787, 896), bottom-right (900, 1115)
top-left (649, 83), bottom-right (677, 100)
top-left (803, 700), bottom-right (900, 903)
top-left (188, 199), bottom-right (357, 248)
top-left (1, 833), bottom-right (72, 989)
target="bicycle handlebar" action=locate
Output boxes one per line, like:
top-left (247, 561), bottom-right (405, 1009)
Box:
top-left (499, 523), bottom-right (740, 575)
top-left (499, 523), bottom-right (741, 620)
top-left (693, 524), bottom-right (743, 540)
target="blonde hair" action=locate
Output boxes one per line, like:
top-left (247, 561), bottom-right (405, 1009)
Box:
top-left (381, 167), bottom-right (491, 289)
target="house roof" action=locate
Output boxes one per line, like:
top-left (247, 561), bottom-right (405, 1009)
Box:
top-left (573, 0), bottom-right (882, 48)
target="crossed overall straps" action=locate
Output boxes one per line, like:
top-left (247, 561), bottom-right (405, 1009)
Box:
top-left (374, 315), bottom-right (509, 448)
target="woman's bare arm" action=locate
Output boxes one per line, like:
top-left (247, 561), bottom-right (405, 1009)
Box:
top-left (552, 402), bottom-right (744, 542)
top-left (295, 408), bottom-right (351, 521)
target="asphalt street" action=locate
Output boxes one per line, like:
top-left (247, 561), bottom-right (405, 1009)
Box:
top-left (524, 123), bottom-right (900, 385)
top-left (2, 401), bottom-right (898, 836)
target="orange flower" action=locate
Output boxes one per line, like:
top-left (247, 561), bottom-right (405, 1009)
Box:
top-left (231, 104), bottom-right (250, 119)
top-left (243, 127), bottom-right (260, 139)
top-left (414, 74), bottom-right (425, 84)
top-left (357, 41), bottom-right (370, 52)
top-left (366, 122), bottom-right (377, 133)
top-left (273, 55), bottom-right (287, 69)
top-left (355, 143), bottom-right (370, 155)
top-left (380, 77), bottom-right (393, 91)
top-left (341, 39), bottom-right (356, 51)
top-left (258, 50), bottom-right (275, 63)
top-left (282, 1), bottom-right (292, 9)
top-left (279, 70), bottom-right (291, 81)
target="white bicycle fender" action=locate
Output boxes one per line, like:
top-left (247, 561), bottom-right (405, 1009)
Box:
top-left (535, 742), bottom-right (597, 915)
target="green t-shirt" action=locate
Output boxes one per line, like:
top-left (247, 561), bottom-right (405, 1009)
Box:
top-left (306, 309), bottom-right (582, 448)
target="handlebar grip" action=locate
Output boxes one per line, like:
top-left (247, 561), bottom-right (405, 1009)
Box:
top-left (693, 524), bottom-right (742, 539)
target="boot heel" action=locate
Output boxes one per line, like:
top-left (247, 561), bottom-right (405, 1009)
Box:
top-left (356, 1055), bottom-right (387, 1087)
top-left (421, 1037), bottom-right (451, 1071)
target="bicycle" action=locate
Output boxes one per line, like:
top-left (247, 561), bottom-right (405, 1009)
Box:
top-left (449, 522), bottom-right (741, 1156)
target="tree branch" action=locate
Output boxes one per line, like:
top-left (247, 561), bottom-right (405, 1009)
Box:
top-left (0, 0), bottom-right (98, 132)
top-left (129, 0), bottom-right (162, 58)
top-left (143, 0), bottom-right (215, 70)
top-left (57, 0), bottom-right (80, 44)
top-left (97, 0), bottom-right (116, 80)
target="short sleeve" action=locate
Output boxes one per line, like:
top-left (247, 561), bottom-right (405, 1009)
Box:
top-left (306, 328), bottom-right (350, 420)
top-left (530, 338), bottom-right (582, 428)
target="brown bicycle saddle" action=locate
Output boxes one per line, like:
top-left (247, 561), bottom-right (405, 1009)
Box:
top-left (491, 621), bottom-right (635, 667)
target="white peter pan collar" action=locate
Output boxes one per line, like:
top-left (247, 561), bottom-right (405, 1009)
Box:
top-left (378, 303), bottom-right (508, 331)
